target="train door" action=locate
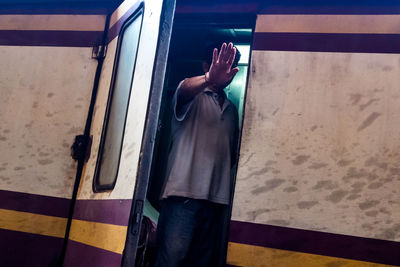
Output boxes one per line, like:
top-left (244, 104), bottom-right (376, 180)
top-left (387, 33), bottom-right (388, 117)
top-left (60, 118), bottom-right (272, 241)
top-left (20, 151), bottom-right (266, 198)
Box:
top-left (62, 0), bottom-right (175, 266)
top-left (139, 13), bottom-right (255, 266)
top-left (0, 8), bottom-right (109, 267)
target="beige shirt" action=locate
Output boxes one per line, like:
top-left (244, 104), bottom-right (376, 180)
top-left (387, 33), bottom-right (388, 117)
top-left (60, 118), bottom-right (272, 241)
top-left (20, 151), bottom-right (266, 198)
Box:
top-left (161, 83), bottom-right (239, 205)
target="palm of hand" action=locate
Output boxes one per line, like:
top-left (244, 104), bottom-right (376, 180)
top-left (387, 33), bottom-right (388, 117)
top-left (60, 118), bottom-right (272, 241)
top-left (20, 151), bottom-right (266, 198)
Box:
top-left (207, 42), bottom-right (239, 89)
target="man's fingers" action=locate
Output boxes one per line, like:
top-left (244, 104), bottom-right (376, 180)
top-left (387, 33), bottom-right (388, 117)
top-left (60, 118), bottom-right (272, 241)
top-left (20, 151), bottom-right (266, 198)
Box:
top-left (223, 42), bottom-right (233, 62)
top-left (217, 43), bottom-right (227, 63)
top-left (229, 67), bottom-right (239, 79)
top-left (212, 48), bottom-right (218, 65)
top-left (227, 47), bottom-right (236, 67)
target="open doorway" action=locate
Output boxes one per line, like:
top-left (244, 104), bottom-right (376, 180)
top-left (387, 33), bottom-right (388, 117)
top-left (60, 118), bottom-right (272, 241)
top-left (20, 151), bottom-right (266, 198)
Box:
top-left (140, 15), bottom-right (254, 266)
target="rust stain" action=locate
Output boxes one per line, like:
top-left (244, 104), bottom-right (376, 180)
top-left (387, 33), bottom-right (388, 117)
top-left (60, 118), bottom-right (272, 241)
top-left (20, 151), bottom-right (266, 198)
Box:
top-left (365, 210), bottom-right (378, 217)
top-left (297, 201), bottom-right (318, 209)
top-left (337, 159), bottom-right (353, 167)
top-left (312, 180), bottom-right (337, 190)
top-left (359, 200), bottom-right (380, 210)
top-left (292, 155), bottom-right (310, 165)
top-left (308, 162), bottom-right (328, 170)
top-left (14, 166), bottom-right (25, 171)
top-left (382, 65), bottom-right (393, 72)
top-left (342, 167), bottom-right (368, 181)
top-left (251, 178), bottom-right (285, 195)
top-left (283, 186), bottom-right (298, 192)
top-left (357, 112), bottom-right (381, 131)
top-left (38, 159), bottom-right (53, 165)
top-left (368, 182), bottom-right (383, 189)
top-left (346, 194), bottom-right (361, 200)
top-left (359, 98), bottom-right (379, 111)
top-left (325, 190), bottom-right (348, 203)
top-left (348, 93), bottom-right (363, 105)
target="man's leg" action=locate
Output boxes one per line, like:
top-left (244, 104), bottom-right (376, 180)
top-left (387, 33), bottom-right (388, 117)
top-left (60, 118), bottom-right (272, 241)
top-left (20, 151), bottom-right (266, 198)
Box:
top-left (184, 201), bottom-right (225, 267)
top-left (154, 197), bottom-right (198, 267)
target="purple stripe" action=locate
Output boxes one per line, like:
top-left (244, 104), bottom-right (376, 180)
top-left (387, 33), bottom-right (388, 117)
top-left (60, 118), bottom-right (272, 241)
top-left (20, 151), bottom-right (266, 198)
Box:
top-left (259, 5), bottom-right (400, 14)
top-left (0, 189), bottom-right (70, 218)
top-left (176, 3), bottom-right (259, 14)
top-left (73, 199), bottom-right (132, 226)
top-left (0, 228), bottom-right (64, 267)
top-left (175, 1), bottom-right (400, 15)
top-left (107, 1), bottom-right (142, 43)
top-left (0, 30), bottom-right (103, 47)
top-left (64, 240), bottom-right (122, 267)
top-left (229, 220), bottom-right (400, 266)
top-left (0, 7), bottom-right (110, 15)
top-left (253, 32), bottom-right (400, 54)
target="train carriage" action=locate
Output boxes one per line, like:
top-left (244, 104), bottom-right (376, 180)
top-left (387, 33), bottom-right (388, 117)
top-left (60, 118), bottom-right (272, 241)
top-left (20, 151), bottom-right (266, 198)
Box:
top-left (0, 0), bottom-right (399, 266)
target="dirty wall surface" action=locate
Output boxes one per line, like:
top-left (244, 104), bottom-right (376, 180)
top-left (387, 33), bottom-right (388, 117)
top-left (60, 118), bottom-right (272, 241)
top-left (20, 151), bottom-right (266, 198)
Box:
top-left (233, 50), bottom-right (400, 240)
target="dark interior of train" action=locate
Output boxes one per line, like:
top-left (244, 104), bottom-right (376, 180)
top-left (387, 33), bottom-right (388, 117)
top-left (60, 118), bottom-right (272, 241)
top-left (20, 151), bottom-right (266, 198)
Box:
top-left (138, 15), bottom-right (254, 262)
top-left (144, 18), bottom-right (253, 220)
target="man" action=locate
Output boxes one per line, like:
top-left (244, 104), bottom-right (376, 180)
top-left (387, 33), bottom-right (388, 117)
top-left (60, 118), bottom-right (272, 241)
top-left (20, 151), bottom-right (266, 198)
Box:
top-left (155, 42), bottom-right (241, 267)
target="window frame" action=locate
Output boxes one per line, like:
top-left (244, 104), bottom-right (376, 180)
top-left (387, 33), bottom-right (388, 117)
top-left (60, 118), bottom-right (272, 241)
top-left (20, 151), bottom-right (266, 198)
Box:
top-left (93, 5), bottom-right (144, 192)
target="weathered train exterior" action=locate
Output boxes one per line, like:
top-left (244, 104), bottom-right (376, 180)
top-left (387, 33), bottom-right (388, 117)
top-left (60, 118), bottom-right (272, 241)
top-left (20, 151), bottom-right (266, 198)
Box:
top-left (229, 12), bottom-right (400, 267)
top-left (0, 0), bottom-right (170, 265)
top-left (1, 0), bottom-right (399, 266)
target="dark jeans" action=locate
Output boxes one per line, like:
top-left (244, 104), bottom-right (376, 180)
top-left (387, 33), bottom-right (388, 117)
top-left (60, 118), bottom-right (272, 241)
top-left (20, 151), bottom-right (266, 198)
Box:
top-left (154, 197), bottom-right (224, 267)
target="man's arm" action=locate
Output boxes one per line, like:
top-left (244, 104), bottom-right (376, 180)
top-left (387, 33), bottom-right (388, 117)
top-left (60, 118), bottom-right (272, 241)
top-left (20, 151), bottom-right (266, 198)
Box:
top-left (178, 42), bottom-right (239, 105)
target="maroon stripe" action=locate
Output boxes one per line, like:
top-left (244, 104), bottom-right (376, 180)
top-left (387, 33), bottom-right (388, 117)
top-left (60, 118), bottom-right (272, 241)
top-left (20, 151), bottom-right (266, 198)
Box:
top-left (0, 189), bottom-right (70, 218)
top-left (73, 199), bottom-right (132, 226)
top-left (176, 3), bottom-right (259, 14)
top-left (64, 240), bottom-right (122, 267)
top-left (259, 3), bottom-right (400, 14)
top-left (229, 220), bottom-right (400, 266)
top-left (253, 32), bottom-right (400, 54)
top-left (175, 0), bottom-right (400, 15)
top-left (0, 228), bottom-right (64, 266)
top-left (107, 1), bottom-right (142, 43)
top-left (0, 6), bottom-right (111, 15)
top-left (0, 30), bottom-right (103, 47)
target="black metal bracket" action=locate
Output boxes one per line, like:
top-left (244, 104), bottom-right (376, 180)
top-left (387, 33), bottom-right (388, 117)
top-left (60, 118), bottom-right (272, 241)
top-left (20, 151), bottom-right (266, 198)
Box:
top-left (92, 44), bottom-right (107, 59)
top-left (70, 134), bottom-right (92, 162)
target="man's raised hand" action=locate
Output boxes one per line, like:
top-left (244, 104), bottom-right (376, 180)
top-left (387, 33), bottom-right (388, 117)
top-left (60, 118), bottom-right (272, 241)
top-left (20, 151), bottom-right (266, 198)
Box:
top-left (206, 42), bottom-right (239, 90)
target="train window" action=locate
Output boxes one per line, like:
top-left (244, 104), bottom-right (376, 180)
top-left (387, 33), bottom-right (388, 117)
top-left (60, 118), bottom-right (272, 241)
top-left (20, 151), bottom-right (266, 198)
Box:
top-left (93, 10), bottom-right (143, 191)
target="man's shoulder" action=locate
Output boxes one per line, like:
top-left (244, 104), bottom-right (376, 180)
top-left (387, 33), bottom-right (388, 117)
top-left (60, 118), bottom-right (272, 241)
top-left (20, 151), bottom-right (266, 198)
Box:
top-left (226, 99), bottom-right (238, 113)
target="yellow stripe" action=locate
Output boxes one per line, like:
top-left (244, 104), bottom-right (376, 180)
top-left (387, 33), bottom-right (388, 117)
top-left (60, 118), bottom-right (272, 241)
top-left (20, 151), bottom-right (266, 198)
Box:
top-left (0, 15), bottom-right (105, 31)
top-left (0, 209), bottom-right (66, 238)
top-left (69, 219), bottom-right (127, 254)
top-left (227, 242), bottom-right (396, 267)
top-left (0, 208), bottom-right (127, 254)
top-left (256, 15), bottom-right (400, 34)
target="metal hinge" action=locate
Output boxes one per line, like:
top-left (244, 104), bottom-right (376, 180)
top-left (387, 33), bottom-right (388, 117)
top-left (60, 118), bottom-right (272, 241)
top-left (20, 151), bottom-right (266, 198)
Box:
top-left (92, 44), bottom-right (107, 59)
